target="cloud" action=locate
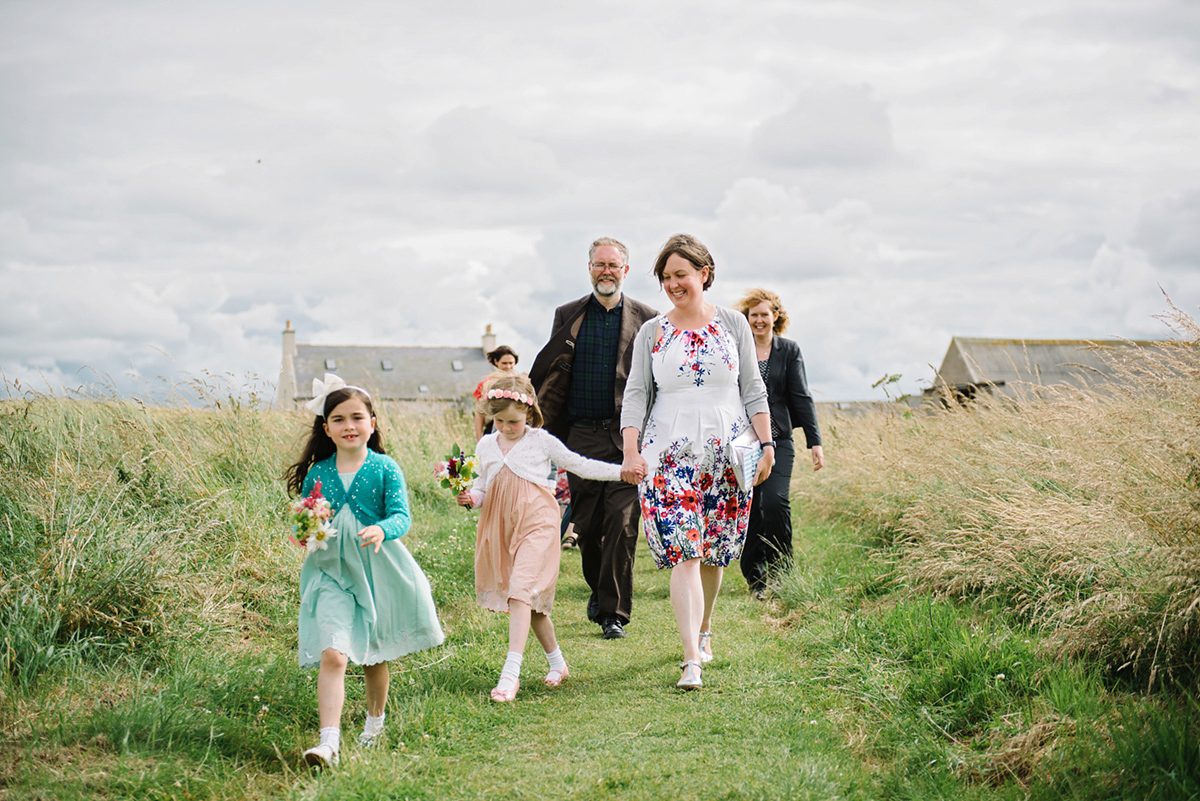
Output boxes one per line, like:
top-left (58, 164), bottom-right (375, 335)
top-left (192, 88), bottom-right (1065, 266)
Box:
top-left (710, 178), bottom-right (878, 279)
top-left (1134, 191), bottom-right (1200, 272)
top-left (409, 106), bottom-right (567, 196)
top-left (751, 85), bottom-right (896, 170)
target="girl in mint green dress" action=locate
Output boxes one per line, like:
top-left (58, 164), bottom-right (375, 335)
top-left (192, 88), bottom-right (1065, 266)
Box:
top-left (283, 377), bottom-right (444, 769)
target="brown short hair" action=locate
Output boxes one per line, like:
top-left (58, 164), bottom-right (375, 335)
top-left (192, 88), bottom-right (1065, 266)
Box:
top-left (734, 287), bottom-right (790, 335)
top-left (476, 372), bottom-right (544, 428)
top-left (486, 345), bottom-right (518, 366)
top-left (652, 234), bottom-right (715, 290)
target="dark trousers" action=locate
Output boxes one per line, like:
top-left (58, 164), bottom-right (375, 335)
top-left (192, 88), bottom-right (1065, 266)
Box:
top-left (566, 425), bottom-right (641, 625)
top-left (740, 437), bottom-right (796, 591)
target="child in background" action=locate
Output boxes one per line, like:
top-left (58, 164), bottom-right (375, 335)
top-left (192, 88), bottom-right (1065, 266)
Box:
top-left (283, 375), bottom-right (444, 768)
top-left (457, 374), bottom-right (629, 701)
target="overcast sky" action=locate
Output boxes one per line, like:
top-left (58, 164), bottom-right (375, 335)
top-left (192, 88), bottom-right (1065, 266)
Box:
top-left (3, 0), bottom-right (1198, 403)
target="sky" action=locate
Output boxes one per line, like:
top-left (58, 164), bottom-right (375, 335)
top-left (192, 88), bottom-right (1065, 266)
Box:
top-left (3, 0), bottom-right (1199, 403)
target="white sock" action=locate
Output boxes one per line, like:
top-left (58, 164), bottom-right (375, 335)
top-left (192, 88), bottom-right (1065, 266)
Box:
top-left (545, 648), bottom-right (566, 673)
top-left (500, 651), bottom-right (524, 685)
top-left (363, 713), bottom-right (385, 737)
top-left (319, 726), bottom-right (341, 752)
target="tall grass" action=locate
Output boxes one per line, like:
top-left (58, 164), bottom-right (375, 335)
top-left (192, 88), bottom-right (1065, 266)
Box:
top-left (0, 378), bottom-right (473, 716)
top-left (797, 301), bottom-right (1200, 690)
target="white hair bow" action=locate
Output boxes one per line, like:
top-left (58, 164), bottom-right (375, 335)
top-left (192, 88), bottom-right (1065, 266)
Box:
top-left (305, 373), bottom-right (348, 417)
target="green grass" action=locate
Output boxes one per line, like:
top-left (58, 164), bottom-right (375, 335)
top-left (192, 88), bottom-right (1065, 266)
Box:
top-left (5, 392), bottom-right (1200, 799)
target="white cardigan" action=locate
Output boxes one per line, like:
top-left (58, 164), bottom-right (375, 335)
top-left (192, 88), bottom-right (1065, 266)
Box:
top-left (467, 427), bottom-right (623, 508)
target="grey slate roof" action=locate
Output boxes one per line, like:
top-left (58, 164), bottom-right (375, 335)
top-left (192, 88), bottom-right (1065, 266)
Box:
top-left (929, 336), bottom-right (1170, 398)
top-left (294, 343), bottom-right (490, 402)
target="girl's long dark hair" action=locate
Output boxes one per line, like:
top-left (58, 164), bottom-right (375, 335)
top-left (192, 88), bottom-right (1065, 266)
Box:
top-left (283, 387), bottom-right (386, 496)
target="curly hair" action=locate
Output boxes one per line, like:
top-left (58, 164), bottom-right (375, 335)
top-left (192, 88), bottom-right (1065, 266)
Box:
top-left (476, 372), bottom-right (544, 428)
top-left (652, 233), bottom-right (715, 290)
top-left (734, 287), bottom-right (790, 335)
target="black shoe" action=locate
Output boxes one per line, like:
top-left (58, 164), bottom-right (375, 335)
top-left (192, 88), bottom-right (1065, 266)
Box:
top-left (586, 593), bottom-right (599, 623)
top-left (601, 616), bottom-right (626, 639)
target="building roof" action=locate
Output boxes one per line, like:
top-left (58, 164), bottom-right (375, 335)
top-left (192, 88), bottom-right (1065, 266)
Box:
top-left (294, 343), bottom-right (490, 402)
top-left (929, 336), bottom-right (1170, 398)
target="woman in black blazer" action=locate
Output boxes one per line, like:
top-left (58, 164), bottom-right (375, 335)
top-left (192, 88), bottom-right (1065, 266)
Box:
top-left (734, 289), bottom-right (825, 599)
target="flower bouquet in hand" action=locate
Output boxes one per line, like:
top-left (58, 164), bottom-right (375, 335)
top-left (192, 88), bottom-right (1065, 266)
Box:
top-left (290, 479), bottom-right (337, 553)
top-left (435, 444), bottom-right (477, 502)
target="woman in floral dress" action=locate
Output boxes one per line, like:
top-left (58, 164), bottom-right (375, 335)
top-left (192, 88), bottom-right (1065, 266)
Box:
top-left (621, 234), bottom-right (774, 690)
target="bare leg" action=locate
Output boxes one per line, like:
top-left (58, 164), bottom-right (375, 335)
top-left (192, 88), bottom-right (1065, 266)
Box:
top-left (669, 558), bottom-right (704, 664)
top-left (507, 599), bottom-right (533, 654)
top-left (529, 611), bottom-right (558, 654)
top-left (363, 662), bottom-right (389, 718)
top-left (317, 648), bottom-right (349, 729)
top-left (699, 564), bottom-right (723, 634)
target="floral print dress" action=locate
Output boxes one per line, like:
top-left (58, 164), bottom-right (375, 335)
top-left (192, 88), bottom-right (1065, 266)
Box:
top-left (638, 315), bottom-right (754, 568)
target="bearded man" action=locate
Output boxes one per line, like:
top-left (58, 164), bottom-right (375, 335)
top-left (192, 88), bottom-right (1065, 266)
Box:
top-left (528, 237), bottom-right (657, 639)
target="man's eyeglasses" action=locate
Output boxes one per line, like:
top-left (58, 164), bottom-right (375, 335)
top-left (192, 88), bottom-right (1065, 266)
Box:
top-left (590, 261), bottom-right (625, 273)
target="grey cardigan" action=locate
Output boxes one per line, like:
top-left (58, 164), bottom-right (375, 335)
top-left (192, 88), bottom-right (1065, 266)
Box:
top-left (620, 305), bottom-right (770, 434)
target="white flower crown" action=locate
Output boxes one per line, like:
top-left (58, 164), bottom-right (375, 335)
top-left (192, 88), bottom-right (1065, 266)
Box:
top-left (486, 387), bottom-right (534, 406)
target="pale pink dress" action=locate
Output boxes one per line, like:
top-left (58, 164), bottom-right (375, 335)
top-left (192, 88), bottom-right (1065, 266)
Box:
top-left (468, 427), bottom-right (622, 615)
top-left (475, 467), bottom-right (562, 614)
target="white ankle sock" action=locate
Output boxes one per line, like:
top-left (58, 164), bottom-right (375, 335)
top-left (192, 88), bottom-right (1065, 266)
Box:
top-left (545, 648), bottom-right (566, 673)
top-left (363, 713), bottom-right (385, 737)
top-left (500, 651), bottom-right (524, 685)
top-left (319, 726), bottom-right (341, 752)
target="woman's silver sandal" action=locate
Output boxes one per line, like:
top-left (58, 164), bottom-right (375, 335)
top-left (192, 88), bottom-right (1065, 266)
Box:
top-left (677, 659), bottom-right (703, 690)
top-left (698, 631), bottom-right (713, 664)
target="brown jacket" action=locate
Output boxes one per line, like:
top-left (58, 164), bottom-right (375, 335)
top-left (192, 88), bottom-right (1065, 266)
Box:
top-left (528, 293), bottom-right (657, 448)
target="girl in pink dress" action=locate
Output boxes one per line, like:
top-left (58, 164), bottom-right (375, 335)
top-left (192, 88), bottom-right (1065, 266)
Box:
top-left (457, 373), bottom-right (628, 701)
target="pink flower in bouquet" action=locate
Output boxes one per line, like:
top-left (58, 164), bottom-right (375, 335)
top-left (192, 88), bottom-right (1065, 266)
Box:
top-left (290, 479), bottom-right (337, 553)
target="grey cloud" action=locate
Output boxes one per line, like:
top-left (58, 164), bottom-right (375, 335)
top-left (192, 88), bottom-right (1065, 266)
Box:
top-left (1134, 192), bottom-right (1200, 272)
top-left (751, 86), bottom-right (895, 170)
top-left (409, 107), bottom-right (566, 196)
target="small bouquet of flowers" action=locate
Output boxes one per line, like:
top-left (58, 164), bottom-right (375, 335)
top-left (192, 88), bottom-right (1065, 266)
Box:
top-left (435, 444), bottom-right (477, 498)
top-left (290, 479), bottom-right (337, 553)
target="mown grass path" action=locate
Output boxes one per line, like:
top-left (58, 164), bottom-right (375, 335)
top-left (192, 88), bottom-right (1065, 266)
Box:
top-left (299, 534), bottom-right (867, 801)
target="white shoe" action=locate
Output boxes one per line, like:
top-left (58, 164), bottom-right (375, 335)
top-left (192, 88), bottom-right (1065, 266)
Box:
top-left (303, 743), bottom-right (339, 769)
top-left (677, 659), bottom-right (703, 690)
top-left (357, 729), bottom-right (383, 748)
top-left (698, 631), bottom-right (714, 664)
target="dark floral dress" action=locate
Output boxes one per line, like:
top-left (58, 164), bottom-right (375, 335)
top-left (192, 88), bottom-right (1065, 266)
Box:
top-left (638, 316), bottom-right (753, 568)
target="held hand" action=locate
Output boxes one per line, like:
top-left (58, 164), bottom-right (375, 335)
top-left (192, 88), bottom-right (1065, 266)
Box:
top-left (753, 445), bottom-right (775, 486)
top-left (811, 445), bottom-right (825, 472)
top-left (621, 452), bottom-right (648, 485)
top-left (358, 525), bottom-right (385, 553)
top-left (456, 491), bottom-right (474, 508)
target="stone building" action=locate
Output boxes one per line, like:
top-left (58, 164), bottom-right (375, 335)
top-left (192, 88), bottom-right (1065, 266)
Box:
top-left (277, 321), bottom-right (496, 411)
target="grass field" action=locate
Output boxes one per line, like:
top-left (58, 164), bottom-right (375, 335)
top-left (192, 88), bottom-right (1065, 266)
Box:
top-left (4, 318), bottom-right (1200, 800)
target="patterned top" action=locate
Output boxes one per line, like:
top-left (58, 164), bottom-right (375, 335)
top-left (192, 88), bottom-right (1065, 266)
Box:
top-left (758, 359), bottom-right (783, 439)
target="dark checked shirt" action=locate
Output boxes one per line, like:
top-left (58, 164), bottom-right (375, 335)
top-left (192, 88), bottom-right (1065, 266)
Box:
top-left (567, 295), bottom-right (623, 422)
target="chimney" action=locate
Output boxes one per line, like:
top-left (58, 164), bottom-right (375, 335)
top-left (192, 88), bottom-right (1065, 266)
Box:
top-left (481, 324), bottom-right (497, 356)
top-left (278, 320), bottom-right (298, 410)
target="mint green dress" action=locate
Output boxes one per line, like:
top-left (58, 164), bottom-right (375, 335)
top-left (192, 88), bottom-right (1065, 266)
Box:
top-left (297, 453), bottom-right (444, 668)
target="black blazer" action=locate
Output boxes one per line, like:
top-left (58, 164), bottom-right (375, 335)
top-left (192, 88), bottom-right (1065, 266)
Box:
top-left (528, 293), bottom-right (657, 449)
top-left (763, 336), bottom-right (821, 448)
